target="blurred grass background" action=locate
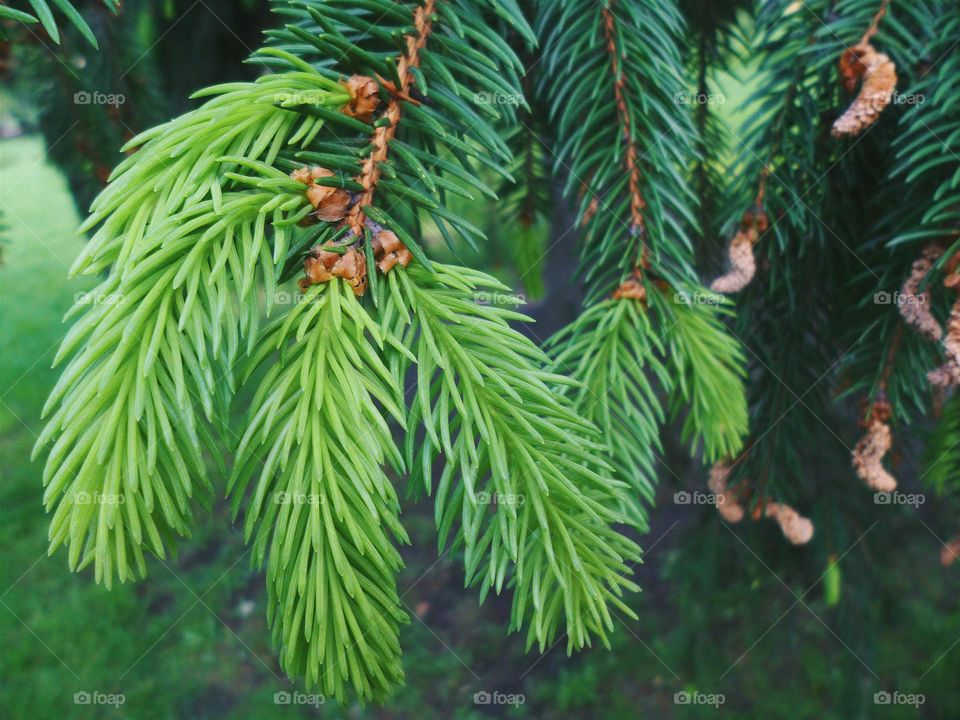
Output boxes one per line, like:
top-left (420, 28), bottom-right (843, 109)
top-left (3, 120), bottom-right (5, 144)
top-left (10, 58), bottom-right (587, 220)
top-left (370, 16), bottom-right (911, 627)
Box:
top-left (2, 134), bottom-right (960, 719)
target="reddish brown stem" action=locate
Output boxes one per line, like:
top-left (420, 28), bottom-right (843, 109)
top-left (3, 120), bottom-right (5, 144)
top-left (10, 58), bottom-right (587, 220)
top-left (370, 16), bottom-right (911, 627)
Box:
top-left (860, 0), bottom-right (890, 45)
top-left (601, 3), bottom-right (648, 269)
top-left (345, 0), bottom-right (436, 237)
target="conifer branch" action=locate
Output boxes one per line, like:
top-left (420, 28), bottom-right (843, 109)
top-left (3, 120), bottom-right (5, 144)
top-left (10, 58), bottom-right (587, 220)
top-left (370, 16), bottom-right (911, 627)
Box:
top-left (25, 0), bottom-right (789, 700)
top-left (538, 0), bottom-right (699, 291)
top-left (649, 288), bottom-right (749, 463)
top-left (539, 0), bottom-right (749, 520)
top-left (378, 262), bottom-right (642, 651)
top-left (36, 184), bottom-right (310, 587)
top-left (835, 0), bottom-right (959, 428)
top-left (549, 297), bottom-right (669, 528)
top-left (229, 280), bottom-right (409, 702)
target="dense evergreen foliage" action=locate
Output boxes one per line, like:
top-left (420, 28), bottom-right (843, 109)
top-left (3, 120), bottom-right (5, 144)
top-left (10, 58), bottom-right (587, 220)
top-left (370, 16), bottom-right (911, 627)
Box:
top-left (7, 0), bottom-right (956, 705)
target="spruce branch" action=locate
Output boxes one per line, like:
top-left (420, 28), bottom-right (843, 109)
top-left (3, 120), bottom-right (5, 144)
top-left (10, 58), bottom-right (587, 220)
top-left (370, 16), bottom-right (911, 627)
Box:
top-left (378, 262), bottom-right (642, 652)
top-left (229, 280), bottom-right (409, 702)
top-left (712, 0), bottom-right (905, 505)
top-left (266, 0), bottom-right (532, 263)
top-left (834, 0), bottom-right (960, 425)
top-left (270, 0), bottom-right (645, 658)
top-left (648, 288), bottom-right (749, 464)
top-left (27, 0), bottom-right (773, 700)
top-left (36, 185), bottom-right (309, 587)
top-left (538, 0), bottom-right (700, 293)
top-left (538, 0), bottom-right (749, 508)
top-left (343, 0), bottom-right (436, 237)
top-left (600, 2), bottom-right (649, 269)
top-left (548, 298), bottom-right (670, 528)
top-left (72, 68), bottom-right (350, 278)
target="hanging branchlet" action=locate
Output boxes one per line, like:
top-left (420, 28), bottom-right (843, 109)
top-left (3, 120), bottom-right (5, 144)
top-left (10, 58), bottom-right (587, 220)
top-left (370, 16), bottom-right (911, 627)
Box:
top-left (899, 242), bottom-right (946, 341)
top-left (708, 461), bottom-right (746, 523)
top-left (707, 461), bottom-right (813, 544)
top-left (710, 207), bottom-right (769, 293)
top-left (853, 399), bottom-right (897, 492)
top-left (41, 0), bottom-right (592, 701)
top-left (539, 0), bottom-right (698, 298)
top-left (832, 0), bottom-right (895, 138)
